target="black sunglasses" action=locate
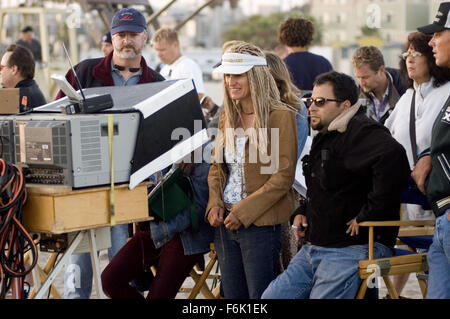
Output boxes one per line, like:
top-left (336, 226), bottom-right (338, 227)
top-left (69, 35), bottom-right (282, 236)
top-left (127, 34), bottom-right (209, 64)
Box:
top-left (302, 97), bottom-right (343, 107)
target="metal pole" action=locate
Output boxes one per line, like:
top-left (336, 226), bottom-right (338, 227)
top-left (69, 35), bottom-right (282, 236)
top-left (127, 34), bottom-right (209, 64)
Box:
top-left (174, 0), bottom-right (216, 31)
top-left (147, 0), bottom-right (178, 27)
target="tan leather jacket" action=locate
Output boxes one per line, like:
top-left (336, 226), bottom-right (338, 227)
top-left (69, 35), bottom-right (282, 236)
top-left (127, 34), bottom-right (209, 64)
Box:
top-left (206, 108), bottom-right (298, 228)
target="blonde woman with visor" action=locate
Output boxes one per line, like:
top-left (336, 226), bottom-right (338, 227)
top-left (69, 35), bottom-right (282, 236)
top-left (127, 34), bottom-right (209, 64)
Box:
top-left (206, 42), bottom-right (298, 299)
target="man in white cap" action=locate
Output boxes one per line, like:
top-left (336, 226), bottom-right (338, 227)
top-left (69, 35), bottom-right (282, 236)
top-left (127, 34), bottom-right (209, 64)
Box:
top-left (56, 7), bottom-right (164, 299)
top-left (414, 1), bottom-right (450, 299)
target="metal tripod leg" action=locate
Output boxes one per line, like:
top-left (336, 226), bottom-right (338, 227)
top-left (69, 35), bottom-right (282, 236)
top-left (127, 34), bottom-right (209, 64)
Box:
top-left (34, 231), bottom-right (84, 299)
top-left (88, 229), bottom-right (105, 299)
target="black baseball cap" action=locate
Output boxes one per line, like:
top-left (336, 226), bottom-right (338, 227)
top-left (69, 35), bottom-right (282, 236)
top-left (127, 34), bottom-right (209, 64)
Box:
top-left (21, 26), bottom-right (33, 33)
top-left (417, 2), bottom-right (450, 34)
top-left (110, 8), bottom-right (147, 35)
top-left (102, 31), bottom-right (112, 44)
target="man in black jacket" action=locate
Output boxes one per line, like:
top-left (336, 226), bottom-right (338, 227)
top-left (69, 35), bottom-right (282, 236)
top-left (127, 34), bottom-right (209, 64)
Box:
top-left (415, 1), bottom-right (450, 299)
top-left (352, 46), bottom-right (406, 124)
top-left (262, 71), bottom-right (410, 299)
top-left (58, 7), bottom-right (164, 299)
top-left (1, 44), bottom-right (46, 111)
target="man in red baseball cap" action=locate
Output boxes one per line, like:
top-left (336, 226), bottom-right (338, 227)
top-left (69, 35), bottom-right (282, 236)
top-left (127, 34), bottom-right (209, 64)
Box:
top-left (56, 7), bottom-right (161, 100)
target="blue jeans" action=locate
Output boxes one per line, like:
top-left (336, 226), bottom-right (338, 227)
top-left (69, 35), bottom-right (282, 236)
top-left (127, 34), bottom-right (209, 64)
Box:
top-left (215, 224), bottom-right (281, 299)
top-left (296, 107), bottom-right (309, 159)
top-left (427, 210), bottom-right (450, 299)
top-left (64, 224), bottom-right (129, 299)
top-left (262, 242), bottom-right (393, 299)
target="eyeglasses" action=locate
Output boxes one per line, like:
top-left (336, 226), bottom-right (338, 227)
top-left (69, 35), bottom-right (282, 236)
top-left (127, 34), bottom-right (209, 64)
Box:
top-left (302, 97), bottom-right (343, 107)
top-left (401, 51), bottom-right (423, 60)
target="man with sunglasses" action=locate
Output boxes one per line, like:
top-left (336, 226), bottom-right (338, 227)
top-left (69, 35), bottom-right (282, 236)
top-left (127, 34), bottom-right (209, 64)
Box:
top-left (352, 46), bottom-right (406, 124)
top-left (1, 44), bottom-right (46, 111)
top-left (262, 71), bottom-right (410, 299)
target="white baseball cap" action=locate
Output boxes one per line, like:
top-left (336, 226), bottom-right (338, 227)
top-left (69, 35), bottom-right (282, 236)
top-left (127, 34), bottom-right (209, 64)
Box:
top-left (213, 52), bottom-right (267, 74)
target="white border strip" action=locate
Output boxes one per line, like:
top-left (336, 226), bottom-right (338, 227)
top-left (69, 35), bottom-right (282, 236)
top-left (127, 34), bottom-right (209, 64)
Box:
top-left (132, 79), bottom-right (195, 119)
top-left (129, 129), bottom-right (209, 189)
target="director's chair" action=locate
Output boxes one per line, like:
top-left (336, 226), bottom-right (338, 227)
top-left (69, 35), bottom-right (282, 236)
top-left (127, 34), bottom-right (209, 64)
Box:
top-left (357, 220), bottom-right (435, 299)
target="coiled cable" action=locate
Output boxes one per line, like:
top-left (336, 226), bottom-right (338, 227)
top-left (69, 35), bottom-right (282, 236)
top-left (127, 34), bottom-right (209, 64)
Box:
top-left (0, 159), bottom-right (37, 299)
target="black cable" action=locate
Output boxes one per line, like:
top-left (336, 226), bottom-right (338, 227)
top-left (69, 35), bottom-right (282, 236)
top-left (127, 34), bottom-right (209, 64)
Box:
top-left (0, 159), bottom-right (38, 299)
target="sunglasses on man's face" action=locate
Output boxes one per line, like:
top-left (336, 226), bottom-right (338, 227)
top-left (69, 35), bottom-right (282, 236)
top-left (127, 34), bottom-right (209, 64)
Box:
top-left (302, 97), bottom-right (343, 107)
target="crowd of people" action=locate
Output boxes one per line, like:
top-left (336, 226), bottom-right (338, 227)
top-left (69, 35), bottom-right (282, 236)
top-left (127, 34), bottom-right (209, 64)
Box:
top-left (1, 2), bottom-right (449, 300)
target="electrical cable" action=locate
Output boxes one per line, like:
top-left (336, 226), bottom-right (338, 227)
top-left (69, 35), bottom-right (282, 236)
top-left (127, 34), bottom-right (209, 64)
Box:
top-left (0, 159), bottom-right (37, 299)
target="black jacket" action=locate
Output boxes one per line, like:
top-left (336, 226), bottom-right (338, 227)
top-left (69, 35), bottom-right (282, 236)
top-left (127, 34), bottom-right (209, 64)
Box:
top-left (301, 104), bottom-right (410, 248)
top-left (426, 95), bottom-right (450, 216)
top-left (16, 78), bottom-right (46, 111)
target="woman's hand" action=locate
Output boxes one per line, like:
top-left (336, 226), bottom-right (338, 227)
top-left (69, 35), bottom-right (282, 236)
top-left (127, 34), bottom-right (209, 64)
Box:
top-left (224, 212), bottom-right (242, 230)
top-left (207, 207), bottom-right (224, 227)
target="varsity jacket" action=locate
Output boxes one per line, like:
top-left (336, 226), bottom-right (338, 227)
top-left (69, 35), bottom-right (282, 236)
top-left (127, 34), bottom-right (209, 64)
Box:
top-left (426, 94), bottom-right (450, 217)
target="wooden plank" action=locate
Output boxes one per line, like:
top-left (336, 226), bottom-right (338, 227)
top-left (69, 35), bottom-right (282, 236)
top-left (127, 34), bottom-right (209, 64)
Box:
top-left (26, 184), bottom-right (73, 195)
top-left (359, 220), bottom-right (435, 227)
top-left (23, 183), bottom-right (151, 234)
top-left (23, 195), bottom-right (55, 233)
top-left (26, 182), bottom-right (149, 195)
top-left (398, 227), bottom-right (434, 237)
top-left (360, 263), bottom-right (427, 278)
top-left (383, 276), bottom-right (399, 299)
top-left (0, 88), bottom-right (20, 114)
top-left (359, 253), bottom-right (427, 268)
top-left (52, 190), bottom-right (110, 232)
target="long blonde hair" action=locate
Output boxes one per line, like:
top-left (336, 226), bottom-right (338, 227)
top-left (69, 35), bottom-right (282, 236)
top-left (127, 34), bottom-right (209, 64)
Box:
top-left (265, 51), bottom-right (303, 111)
top-left (215, 42), bottom-right (294, 159)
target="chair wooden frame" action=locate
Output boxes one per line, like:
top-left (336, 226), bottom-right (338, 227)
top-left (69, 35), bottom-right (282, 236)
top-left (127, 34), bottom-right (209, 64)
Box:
top-left (186, 243), bottom-right (221, 299)
top-left (150, 243), bottom-right (221, 299)
top-left (356, 220), bottom-right (435, 299)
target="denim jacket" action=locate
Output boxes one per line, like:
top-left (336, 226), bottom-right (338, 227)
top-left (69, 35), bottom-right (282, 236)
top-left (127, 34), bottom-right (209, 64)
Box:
top-left (150, 144), bottom-right (215, 255)
top-left (296, 104), bottom-right (309, 159)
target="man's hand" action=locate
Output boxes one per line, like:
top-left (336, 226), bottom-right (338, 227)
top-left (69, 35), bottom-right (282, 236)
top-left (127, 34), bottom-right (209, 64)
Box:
top-left (207, 207), bottom-right (224, 227)
top-left (224, 212), bottom-right (242, 231)
top-left (346, 218), bottom-right (359, 236)
top-left (292, 214), bottom-right (308, 243)
top-left (200, 96), bottom-right (215, 112)
top-left (411, 155), bottom-right (432, 194)
top-left (177, 162), bottom-right (195, 175)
